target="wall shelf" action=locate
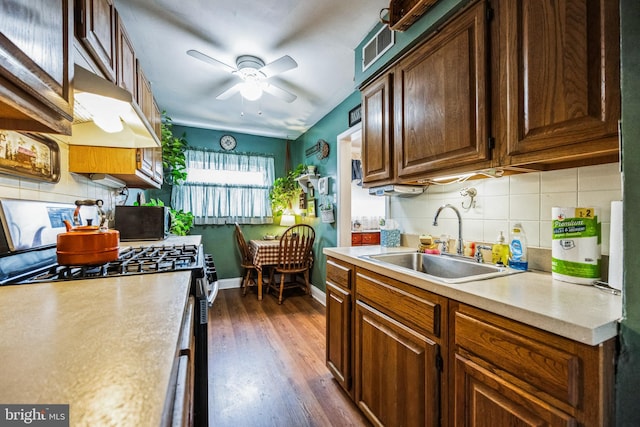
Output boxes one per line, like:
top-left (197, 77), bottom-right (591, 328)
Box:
top-left (296, 173), bottom-right (320, 193)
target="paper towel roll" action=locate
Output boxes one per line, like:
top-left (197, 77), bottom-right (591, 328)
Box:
top-left (608, 201), bottom-right (623, 290)
top-left (551, 207), bottom-right (601, 284)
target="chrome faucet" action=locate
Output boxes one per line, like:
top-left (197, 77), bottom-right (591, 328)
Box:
top-left (433, 204), bottom-right (463, 255)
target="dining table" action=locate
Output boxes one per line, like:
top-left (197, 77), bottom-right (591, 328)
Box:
top-left (248, 239), bottom-right (282, 300)
top-left (248, 238), bottom-right (314, 300)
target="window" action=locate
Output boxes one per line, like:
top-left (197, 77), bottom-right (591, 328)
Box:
top-left (171, 148), bottom-right (275, 225)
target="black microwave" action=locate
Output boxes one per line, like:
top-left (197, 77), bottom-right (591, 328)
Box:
top-left (114, 206), bottom-right (170, 241)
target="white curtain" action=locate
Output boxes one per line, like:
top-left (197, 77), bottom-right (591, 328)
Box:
top-left (171, 149), bottom-right (274, 225)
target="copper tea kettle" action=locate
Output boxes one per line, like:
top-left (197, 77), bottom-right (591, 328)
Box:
top-left (56, 199), bottom-right (120, 266)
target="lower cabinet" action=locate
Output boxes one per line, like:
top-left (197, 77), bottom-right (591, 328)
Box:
top-left (354, 268), bottom-right (446, 427)
top-left (325, 258), bottom-right (616, 427)
top-left (326, 258), bottom-right (354, 396)
top-left (355, 301), bottom-right (440, 427)
top-left (450, 302), bottom-right (616, 427)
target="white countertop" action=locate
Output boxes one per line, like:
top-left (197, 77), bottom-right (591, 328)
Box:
top-left (324, 245), bottom-right (621, 346)
top-left (0, 271), bottom-right (193, 426)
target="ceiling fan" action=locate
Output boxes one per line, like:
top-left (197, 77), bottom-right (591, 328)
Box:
top-left (187, 49), bottom-right (298, 103)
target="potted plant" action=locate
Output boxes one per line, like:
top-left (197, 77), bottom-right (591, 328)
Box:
top-left (269, 163), bottom-right (306, 216)
top-left (135, 198), bottom-right (194, 236)
top-left (161, 112), bottom-right (188, 185)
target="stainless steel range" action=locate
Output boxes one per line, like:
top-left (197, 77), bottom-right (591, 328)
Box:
top-left (0, 198), bottom-right (216, 426)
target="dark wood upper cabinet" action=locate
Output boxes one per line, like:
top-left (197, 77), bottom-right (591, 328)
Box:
top-left (0, 0), bottom-right (73, 135)
top-left (360, 0), bottom-right (620, 184)
top-left (395, 0), bottom-right (490, 179)
top-left (361, 74), bottom-right (394, 185)
top-left (116, 12), bottom-right (137, 100)
top-left (495, 0), bottom-right (620, 167)
top-left (75, 0), bottom-right (116, 82)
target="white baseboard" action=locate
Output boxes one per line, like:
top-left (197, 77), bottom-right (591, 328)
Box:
top-left (219, 276), bottom-right (326, 306)
top-left (311, 285), bottom-right (326, 306)
top-left (218, 277), bottom-right (241, 290)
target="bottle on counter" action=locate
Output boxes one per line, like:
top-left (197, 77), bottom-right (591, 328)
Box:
top-left (491, 231), bottom-right (509, 266)
top-left (508, 223), bottom-right (528, 270)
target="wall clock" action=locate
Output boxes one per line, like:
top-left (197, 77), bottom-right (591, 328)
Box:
top-left (220, 134), bottom-right (237, 151)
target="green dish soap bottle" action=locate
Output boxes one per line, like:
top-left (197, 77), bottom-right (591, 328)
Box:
top-left (508, 223), bottom-right (528, 271)
top-left (491, 231), bottom-right (509, 266)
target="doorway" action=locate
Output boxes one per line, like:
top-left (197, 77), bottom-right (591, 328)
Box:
top-left (336, 125), bottom-right (385, 247)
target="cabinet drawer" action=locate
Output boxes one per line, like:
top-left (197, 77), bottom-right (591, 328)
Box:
top-left (361, 232), bottom-right (380, 245)
top-left (351, 233), bottom-right (362, 246)
top-left (454, 305), bottom-right (581, 408)
top-left (326, 258), bottom-right (352, 290)
top-left (355, 268), bottom-right (444, 338)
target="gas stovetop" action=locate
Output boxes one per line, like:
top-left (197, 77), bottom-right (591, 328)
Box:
top-left (2, 244), bottom-right (205, 285)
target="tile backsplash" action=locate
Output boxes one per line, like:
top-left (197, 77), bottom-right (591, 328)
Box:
top-left (390, 162), bottom-right (622, 255)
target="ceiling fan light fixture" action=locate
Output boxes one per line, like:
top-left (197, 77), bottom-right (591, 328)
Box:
top-left (240, 80), bottom-right (263, 101)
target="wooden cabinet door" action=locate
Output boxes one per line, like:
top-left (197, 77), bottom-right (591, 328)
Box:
top-left (137, 148), bottom-right (155, 179)
top-left (496, 0), bottom-right (620, 166)
top-left (325, 258), bottom-right (353, 395)
top-left (0, 0), bottom-right (73, 135)
top-left (454, 355), bottom-right (576, 426)
top-left (136, 61), bottom-right (154, 125)
top-left (75, 0), bottom-right (116, 82)
top-left (361, 73), bottom-right (394, 185)
top-left (326, 282), bottom-right (352, 393)
top-left (395, 1), bottom-right (490, 179)
top-left (116, 13), bottom-right (137, 98)
top-left (355, 301), bottom-right (440, 427)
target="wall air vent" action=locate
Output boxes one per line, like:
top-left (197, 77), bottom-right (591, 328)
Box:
top-left (362, 25), bottom-right (395, 72)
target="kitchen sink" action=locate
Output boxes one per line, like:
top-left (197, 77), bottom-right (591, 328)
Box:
top-left (360, 251), bottom-right (524, 284)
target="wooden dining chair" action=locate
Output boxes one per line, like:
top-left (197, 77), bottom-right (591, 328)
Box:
top-left (267, 224), bottom-right (315, 304)
top-left (234, 222), bottom-right (258, 296)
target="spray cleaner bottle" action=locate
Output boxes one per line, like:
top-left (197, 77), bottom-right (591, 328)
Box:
top-left (508, 223), bottom-right (528, 270)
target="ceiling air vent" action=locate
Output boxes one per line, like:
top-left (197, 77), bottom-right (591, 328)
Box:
top-left (362, 25), bottom-right (395, 72)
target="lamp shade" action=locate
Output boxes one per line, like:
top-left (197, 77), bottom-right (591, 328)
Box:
top-left (280, 214), bottom-right (296, 227)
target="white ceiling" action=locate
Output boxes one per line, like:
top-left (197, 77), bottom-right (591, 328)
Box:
top-left (113, 0), bottom-right (389, 139)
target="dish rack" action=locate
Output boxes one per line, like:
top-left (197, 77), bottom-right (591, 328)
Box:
top-left (381, 0), bottom-right (439, 31)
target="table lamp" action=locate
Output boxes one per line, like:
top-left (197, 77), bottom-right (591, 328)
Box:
top-left (280, 213), bottom-right (296, 227)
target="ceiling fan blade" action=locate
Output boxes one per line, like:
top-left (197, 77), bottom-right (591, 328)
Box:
top-left (187, 49), bottom-right (236, 73)
top-left (263, 83), bottom-right (297, 103)
top-left (216, 82), bottom-right (243, 100)
top-left (259, 55), bottom-right (297, 78)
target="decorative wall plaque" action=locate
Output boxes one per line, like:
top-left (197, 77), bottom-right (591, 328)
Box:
top-left (0, 131), bottom-right (60, 182)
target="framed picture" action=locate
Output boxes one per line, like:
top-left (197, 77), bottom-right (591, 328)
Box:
top-left (0, 131), bottom-right (60, 182)
top-left (307, 199), bottom-right (317, 217)
top-left (298, 192), bottom-right (307, 209)
top-left (348, 104), bottom-right (362, 127)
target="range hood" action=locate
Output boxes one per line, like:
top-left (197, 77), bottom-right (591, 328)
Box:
top-left (368, 184), bottom-right (426, 197)
top-left (53, 65), bottom-right (160, 148)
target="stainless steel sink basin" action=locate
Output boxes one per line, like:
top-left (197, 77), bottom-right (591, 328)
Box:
top-left (360, 252), bottom-right (524, 284)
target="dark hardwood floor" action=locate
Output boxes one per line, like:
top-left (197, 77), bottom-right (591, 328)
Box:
top-left (207, 288), bottom-right (370, 427)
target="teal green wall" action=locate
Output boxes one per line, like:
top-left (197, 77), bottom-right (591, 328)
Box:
top-left (290, 91), bottom-right (363, 291)
top-left (617, 0), bottom-right (639, 424)
top-left (149, 125), bottom-right (290, 280)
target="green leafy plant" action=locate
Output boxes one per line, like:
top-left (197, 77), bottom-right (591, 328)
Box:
top-left (135, 198), bottom-right (194, 236)
top-left (269, 163), bottom-right (306, 216)
top-left (161, 112), bottom-right (188, 185)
